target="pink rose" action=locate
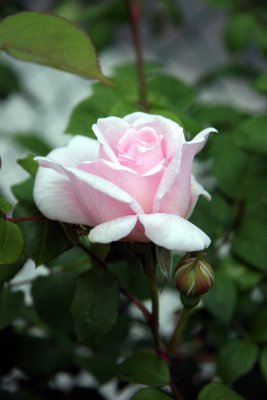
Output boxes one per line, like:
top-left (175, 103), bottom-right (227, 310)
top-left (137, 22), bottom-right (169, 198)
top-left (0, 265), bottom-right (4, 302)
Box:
top-left (34, 112), bottom-right (216, 251)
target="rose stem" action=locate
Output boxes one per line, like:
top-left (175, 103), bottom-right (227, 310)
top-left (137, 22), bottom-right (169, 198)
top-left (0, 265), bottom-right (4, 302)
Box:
top-left (3, 214), bottom-right (45, 222)
top-left (168, 306), bottom-right (192, 357)
top-left (124, 0), bottom-right (148, 111)
top-left (147, 277), bottom-right (164, 355)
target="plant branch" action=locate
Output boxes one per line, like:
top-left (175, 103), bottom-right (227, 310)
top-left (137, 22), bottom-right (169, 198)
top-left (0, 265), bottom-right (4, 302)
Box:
top-left (124, 0), bottom-right (148, 110)
top-left (147, 278), bottom-right (164, 355)
top-left (168, 306), bottom-right (192, 357)
top-left (3, 214), bottom-right (45, 223)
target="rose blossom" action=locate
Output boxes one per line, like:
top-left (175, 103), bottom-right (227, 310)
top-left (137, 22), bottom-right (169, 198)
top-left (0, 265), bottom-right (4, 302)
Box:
top-left (33, 112), bottom-right (216, 251)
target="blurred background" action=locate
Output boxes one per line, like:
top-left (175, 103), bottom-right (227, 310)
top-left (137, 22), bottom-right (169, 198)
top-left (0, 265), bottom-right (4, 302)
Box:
top-left (1, 0), bottom-right (267, 399)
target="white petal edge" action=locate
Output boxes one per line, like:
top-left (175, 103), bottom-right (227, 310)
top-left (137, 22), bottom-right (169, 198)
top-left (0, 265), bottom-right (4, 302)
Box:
top-left (45, 135), bottom-right (99, 166)
top-left (139, 213), bottom-right (211, 252)
top-left (89, 215), bottom-right (138, 243)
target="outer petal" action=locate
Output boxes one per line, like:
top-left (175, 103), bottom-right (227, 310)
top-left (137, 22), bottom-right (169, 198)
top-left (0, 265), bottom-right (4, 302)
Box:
top-left (139, 213), bottom-right (211, 252)
top-left (89, 215), bottom-right (138, 243)
top-left (34, 166), bottom-right (90, 225)
top-left (155, 127), bottom-right (216, 216)
top-left (92, 116), bottom-right (129, 162)
top-left (185, 175), bottom-right (211, 219)
top-left (79, 159), bottom-right (163, 213)
top-left (34, 157), bottom-right (143, 226)
top-left (123, 112), bottom-right (184, 158)
top-left (46, 135), bottom-right (99, 166)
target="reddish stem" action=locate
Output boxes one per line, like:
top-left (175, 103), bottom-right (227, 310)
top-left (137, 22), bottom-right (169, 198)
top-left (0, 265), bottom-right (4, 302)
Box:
top-left (3, 214), bottom-right (45, 223)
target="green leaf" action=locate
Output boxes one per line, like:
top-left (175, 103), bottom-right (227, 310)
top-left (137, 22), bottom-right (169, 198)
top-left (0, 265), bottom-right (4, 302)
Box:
top-left (0, 197), bottom-right (12, 214)
top-left (17, 335), bottom-right (68, 378)
top-left (218, 339), bottom-right (258, 383)
top-left (203, 272), bottom-right (237, 324)
top-left (71, 268), bottom-right (119, 346)
top-left (251, 309), bottom-right (267, 342)
top-left (14, 204), bottom-right (71, 266)
top-left (0, 288), bottom-right (24, 330)
top-left (131, 387), bottom-right (171, 400)
top-left (19, 219), bottom-right (71, 266)
top-left (17, 155), bottom-right (38, 176)
top-left (224, 14), bottom-right (257, 51)
top-left (0, 12), bottom-right (111, 84)
top-left (197, 383), bottom-right (245, 400)
top-left (260, 346), bottom-right (267, 381)
top-left (232, 200), bottom-right (267, 271)
top-left (14, 132), bottom-right (51, 155)
top-left (190, 192), bottom-right (233, 240)
top-left (0, 219), bottom-right (24, 265)
top-left (220, 257), bottom-right (263, 291)
top-left (12, 177), bottom-right (35, 205)
top-left (213, 135), bottom-right (267, 200)
top-left (254, 73), bottom-right (267, 93)
top-left (235, 116), bottom-right (267, 155)
top-left (32, 272), bottom-right (78, 336)
top-left (0, 257), bottom-right (26, 285)
top-left (65, 85), bottom-right (119, 136)
top-left (116, 352), bottom-right (169, 387)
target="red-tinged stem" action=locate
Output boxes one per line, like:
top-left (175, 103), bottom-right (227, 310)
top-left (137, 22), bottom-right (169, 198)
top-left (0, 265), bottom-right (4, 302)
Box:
top-left (170, 380), bottom-right (184, 400)
top-left (3, 214), bottom-right (45, 223)
top-left (124, 0), bottom-right (148, 111)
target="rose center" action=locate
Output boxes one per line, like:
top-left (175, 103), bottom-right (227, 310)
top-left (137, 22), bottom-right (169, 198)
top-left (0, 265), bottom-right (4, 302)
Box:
top-left (116, 127), bottom-right (165, 174)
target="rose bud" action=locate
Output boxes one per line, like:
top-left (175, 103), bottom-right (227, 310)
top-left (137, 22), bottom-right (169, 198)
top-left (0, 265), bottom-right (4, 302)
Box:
top-left (175, 257), bottom-right (214, 297)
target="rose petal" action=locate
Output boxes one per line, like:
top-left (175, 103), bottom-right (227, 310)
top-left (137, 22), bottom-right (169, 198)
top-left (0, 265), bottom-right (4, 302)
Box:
top-left (34, 166), bottom-right (89, 224)
top-left (154, 127), bottom-right (216, 216)
top-left (139, 213), bottom-right (211, 252)
top-left (89, 215), bottom-right (138, 243)
top-left (92, 116), bottom-right (129, 162)
top-left (79, 159), bottom-right (163, 213)
top-left (46, 135), bottom-right (99, 166)
top-left (185, 175), bottom-right (211, 219)
top-left (123, 112), bottom-right (184, 158)
top-left (34, 157), bottom-right (143, 226)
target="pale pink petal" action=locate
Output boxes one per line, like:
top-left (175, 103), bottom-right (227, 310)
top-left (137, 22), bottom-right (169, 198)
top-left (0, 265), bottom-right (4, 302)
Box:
top-left (155, 127), bottom-right (216, 216)
top-left (89, 215), bottom-right (138, 243)
top-left (46, 135), bottom-right (99, 166)
top-left (139, 213), bottom-right (211, 252)
top-left (92, 117), bottom-right (129, 162)
top-left (33, 166), bottom-right (89, 224)
top-left (79, 159), bottom-right (163, 214)
top-left (185, 175), bottom-right (211, 219)
top-left (124, 112), bottom-right (184, 158)
top-left (34, 157), bottom-right (142, 227)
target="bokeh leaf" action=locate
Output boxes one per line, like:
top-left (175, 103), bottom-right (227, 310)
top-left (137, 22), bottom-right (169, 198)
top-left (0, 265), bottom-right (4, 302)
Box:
top-left (116, 352), bottom-right (169, 387)
top-left (218, 339), bottom-right (258, 383)
top-left (0, 220), bottom-right (24, 265)
top-left (198, 382), bottom-right (244, 400)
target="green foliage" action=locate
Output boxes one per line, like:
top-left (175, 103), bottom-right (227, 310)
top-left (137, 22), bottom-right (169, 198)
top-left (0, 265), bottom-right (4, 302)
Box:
top-left (0, 12), bottom-right (111, 84)
top-left (71, 268), bottom-right (120, 346)
top-left (0, 256), bottom-right (26, 285)
top-left (116, 352), bottom-right (169, 386)
top-left (203, 272), bottom-right (237, 324)
top-left (17, 155), bottom-right (38, 176)
top-left (0, 219), bottom-right (24, 265)
top-left (197, 383), bottom-right (245, 400)
top-left (0, 288), bottom-right (24, 330)
top-left (218, 339), bottom-right (258, 383)
top-left (234, 115), bottom-right (267, 155)
top-left (254, 73), bottom-right (267, 92)
top-left (14, 132), bottom-right (52, 155)
top-left (31, 272), bottom-right (78, 337)
top-left (0, 197), bottom-right (12, 214)
top-left (250, 309), bottom-right (267, 342)
top-left (0, 60), bottom-right (21, 99)
top-left (260, 347), bottom-right (267, 381)
top-left (224, 14), bottom-right (257, 51)
top-left (131, 387), bottom-right (172, 399)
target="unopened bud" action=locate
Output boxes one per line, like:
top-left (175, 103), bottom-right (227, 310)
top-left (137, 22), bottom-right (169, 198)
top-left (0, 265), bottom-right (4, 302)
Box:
top-left (175, 257), bottom-right (214, 298)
